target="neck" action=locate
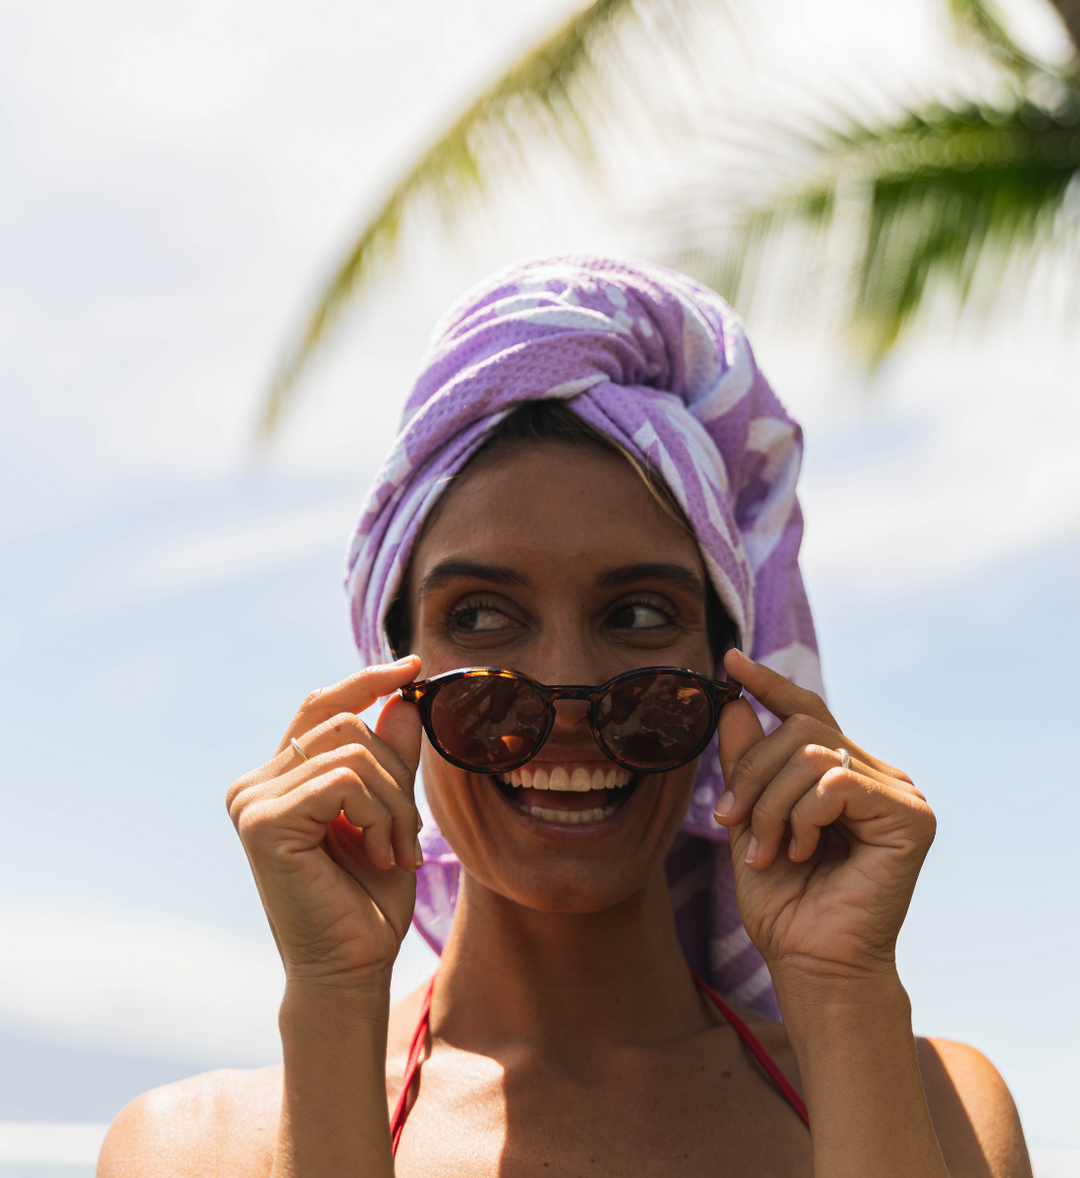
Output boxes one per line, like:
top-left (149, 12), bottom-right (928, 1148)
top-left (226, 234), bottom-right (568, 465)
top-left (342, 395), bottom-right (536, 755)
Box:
top-left (432, 864), bottom-right (710, 1064)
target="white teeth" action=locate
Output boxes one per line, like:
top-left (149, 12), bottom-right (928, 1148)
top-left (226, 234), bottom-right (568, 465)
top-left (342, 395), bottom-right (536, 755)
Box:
top-left (501, 766), bottom-right (634, 791)
top-left (570, 767), bottom-right (593, 792)
top-left (524, 804), bottom-right (619, 823)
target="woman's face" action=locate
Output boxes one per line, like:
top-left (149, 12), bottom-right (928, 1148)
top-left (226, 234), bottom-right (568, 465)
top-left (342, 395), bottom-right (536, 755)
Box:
top-left (406, 440), bottom-right (715, 914)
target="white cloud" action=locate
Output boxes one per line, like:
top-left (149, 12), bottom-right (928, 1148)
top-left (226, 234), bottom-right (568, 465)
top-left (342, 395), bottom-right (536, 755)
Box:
top-left (0, 905), bottom-right (283, 1064)
top-left (0, 1121), bottom-right (109, 1165)
top-left (0, 905), bottom-right (437, 1065)
top-left (75, 499), bottom-right (360, 607)
top-left (769, 337), bottom-right (1080, 602)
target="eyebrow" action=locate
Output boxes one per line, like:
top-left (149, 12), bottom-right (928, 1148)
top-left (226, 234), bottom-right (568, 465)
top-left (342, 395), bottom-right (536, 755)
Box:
top-left (418, 560), bottom-right (531, 598)
top-left (595, 563), bottom-right (706, 595)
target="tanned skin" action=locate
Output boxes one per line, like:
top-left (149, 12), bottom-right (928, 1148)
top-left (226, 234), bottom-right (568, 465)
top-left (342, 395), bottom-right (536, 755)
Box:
top-left (99, 441), bottom-right (1032, 1178)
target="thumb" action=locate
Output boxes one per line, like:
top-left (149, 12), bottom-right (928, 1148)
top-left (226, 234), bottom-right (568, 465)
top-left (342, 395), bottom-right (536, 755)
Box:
top-left (374, 693), bottom-right (423, 783)
top-left (717, 697), bottom-right (765, 791)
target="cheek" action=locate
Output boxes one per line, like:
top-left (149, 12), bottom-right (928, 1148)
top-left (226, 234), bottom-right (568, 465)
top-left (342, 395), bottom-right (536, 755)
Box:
top-left (420, 742), bottom-right (705, 912)
top-left (420, 746), bottom-right (498, 859)
top-left (419, 745), bottom-right (466, 825)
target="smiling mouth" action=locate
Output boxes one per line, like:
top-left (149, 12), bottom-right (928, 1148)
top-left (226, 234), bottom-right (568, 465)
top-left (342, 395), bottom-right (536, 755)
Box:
top-left (494, 762), bottom-right (640, 824)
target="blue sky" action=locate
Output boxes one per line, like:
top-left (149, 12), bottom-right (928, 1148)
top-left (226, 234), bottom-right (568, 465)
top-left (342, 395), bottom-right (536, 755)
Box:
top-left (1, 0), bottom-right (1078, 1157)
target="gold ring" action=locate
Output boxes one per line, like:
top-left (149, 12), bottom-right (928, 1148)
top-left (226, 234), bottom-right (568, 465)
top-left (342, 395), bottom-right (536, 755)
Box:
top-left (839, 748), bottom-right (851, 772)
top-left (290, 737), bottom-right (309, 762)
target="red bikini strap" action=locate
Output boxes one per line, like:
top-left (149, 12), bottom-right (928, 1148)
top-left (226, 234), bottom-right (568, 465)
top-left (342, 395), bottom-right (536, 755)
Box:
top-left (389, 969), bottom-right (808, 1156)
top-left (691, 969), bottom-right (810, 1128)
top-left (389, 973), bottom-right (435, 1154)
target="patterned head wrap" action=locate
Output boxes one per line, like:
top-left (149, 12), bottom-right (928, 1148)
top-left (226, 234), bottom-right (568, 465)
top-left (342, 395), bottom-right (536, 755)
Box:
top-left (346, 254), bottom-right (822, 1019)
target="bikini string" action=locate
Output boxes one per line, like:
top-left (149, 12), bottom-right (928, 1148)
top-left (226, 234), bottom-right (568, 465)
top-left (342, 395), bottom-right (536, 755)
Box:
top-left (389, 968), bottom-right (809, 1155)
top-left (389, 973), bottom-right (435, 1153)
top-left (690, 969), bottom-right (810, 1128)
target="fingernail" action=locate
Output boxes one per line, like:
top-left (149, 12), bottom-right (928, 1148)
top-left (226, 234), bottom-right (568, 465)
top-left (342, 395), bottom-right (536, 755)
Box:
top-left (744, 836), bottom-right (759, 866)
top-left (392, 655), bottom-right (415, 666)
top-left (788, 836), bottom-right (798, 860)
top-left (414, 836), bottom-right (424, 868)
top-left (417, 813), bottom-right (424, 831)
top-left (714, 792), bottom-right (735, 819)
top-left (388, 849), bottom-right (397, 869)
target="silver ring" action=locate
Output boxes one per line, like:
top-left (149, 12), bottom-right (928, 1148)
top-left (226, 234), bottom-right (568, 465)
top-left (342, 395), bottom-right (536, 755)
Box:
top-left (839, 748), bottom-right (851, 772)
top-left (290, 737), bottom-right (309, 762)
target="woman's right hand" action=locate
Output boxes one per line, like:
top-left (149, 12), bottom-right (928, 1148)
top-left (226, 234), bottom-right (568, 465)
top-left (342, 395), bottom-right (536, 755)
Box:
top-left (226, 655), bottom-right (424, 992)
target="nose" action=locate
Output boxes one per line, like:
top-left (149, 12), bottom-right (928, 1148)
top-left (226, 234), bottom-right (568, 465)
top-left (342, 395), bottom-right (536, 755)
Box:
top-left (550, 697), bottom-right (591, 732)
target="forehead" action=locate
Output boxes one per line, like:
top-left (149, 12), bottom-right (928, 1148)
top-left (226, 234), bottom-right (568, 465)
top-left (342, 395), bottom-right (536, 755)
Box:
top-left (408, 441), bottom-right (705, 586)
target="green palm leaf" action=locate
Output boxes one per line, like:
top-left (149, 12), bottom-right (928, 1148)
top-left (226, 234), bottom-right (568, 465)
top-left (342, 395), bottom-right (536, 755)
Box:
top-left (264, 0), bottom-right (1079, 431)
top-left (264, 0), bottom-right (647, 433)
top-left (948, 0), bottom-right (1046, 75)
top-left (688, 97), bottom-right (1080, 363)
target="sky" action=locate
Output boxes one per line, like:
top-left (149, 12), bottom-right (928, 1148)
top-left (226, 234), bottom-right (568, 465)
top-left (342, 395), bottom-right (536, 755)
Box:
top-left (0, 0), bottom-right (1078, 1166)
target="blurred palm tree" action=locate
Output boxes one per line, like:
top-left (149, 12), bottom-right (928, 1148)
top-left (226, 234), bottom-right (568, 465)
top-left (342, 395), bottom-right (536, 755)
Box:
top-left (689, 0), bottom-right (1080, 362)
top-left (264, 0), bottom-right (1080, 431)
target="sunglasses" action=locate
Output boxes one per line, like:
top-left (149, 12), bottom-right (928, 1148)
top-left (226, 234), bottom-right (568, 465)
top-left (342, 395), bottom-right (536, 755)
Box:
top-left (399, 666), bottom-right (742, 775)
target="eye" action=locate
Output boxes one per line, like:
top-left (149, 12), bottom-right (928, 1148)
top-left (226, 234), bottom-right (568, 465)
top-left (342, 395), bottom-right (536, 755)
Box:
top-left (453, 605), bottom-right (517, 632)
top-left (606, 602), bottom-right (674, 630)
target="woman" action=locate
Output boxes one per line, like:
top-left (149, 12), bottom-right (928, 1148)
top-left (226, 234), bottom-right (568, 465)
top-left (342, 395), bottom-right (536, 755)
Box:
top-left (99, 255), bottom-right (1032, 1177)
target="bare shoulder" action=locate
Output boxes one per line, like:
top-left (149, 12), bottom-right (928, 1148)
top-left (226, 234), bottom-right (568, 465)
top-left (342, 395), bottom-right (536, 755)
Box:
top-left (917, 1037), bottom-right (1032, 1178)
top-left (97, 980), bottom-right (433, 1177)
top-left (719, 1010), bottom-right (1031, 1178)
top-left (97, 1064), bottom-right (282, 1178)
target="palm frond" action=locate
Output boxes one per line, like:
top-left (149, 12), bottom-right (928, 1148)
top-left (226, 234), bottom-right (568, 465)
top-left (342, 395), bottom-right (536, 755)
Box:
top-left (690, 96), bottom-right (1080, 363)
top-left (263, 0), bottom-right (646, 434)
top-left (947, 0), bottom-right (1046, 76)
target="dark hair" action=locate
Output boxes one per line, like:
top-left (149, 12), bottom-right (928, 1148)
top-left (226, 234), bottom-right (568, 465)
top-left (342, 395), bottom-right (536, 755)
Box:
top-left (384, 401), bottom-right (736, 666)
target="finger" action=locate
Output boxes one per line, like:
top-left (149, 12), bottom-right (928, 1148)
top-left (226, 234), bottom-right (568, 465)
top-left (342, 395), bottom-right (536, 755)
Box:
top-left (270, 743), bottom-right (422, 872)
top-left (337, 742), bottom-right (422, 871)
top-left (276, 656), bottom-right (422, 754)
top-left (285, 711), bottom-right (417, 794)
top-left (716, 697), bottom-right (766, 799)
top-left (346, 740), bottom-right (423, 871)
top-left (373, 694), bottom-right (423, 779)
top-left (714, 703), bottom-right (903, 831)
top-left (240, 768), bottom-right (396, 871)
top-left (714, 708), bottom-right (837, 828)
top-left (744, 743), bottom-right (841, 869)
top-left (787, 768), bottom-right (933, 863)
top-left (320, 770), bottom-right (397, 871)
top-left (723, 648), bottom-right (838, 729)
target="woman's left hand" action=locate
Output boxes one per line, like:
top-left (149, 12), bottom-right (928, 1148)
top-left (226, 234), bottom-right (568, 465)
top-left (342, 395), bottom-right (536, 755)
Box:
top-left (713, 648), bottom-right (936, 988)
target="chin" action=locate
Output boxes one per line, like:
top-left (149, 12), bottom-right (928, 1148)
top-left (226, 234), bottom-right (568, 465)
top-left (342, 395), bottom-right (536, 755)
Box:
top-left (485, 861), bottom-right (653, 915)
top-left (424, 754), bottom-right (697, 916)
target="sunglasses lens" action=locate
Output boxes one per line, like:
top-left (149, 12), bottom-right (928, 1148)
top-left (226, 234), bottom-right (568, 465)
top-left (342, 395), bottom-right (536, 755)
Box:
top-left (429, 674), bottom-right (547, 771)
top-left (597, 672), bottom-right (712, 770)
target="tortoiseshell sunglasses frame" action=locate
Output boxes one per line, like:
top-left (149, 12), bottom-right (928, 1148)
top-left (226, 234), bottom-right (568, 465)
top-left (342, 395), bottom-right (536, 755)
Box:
top-left (398, 665), bottom-right (743, 774)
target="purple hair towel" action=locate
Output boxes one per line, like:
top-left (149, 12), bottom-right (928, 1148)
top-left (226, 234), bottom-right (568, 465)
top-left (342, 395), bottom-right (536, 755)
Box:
top-left (346, 254), bottom-right (823, 1019)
